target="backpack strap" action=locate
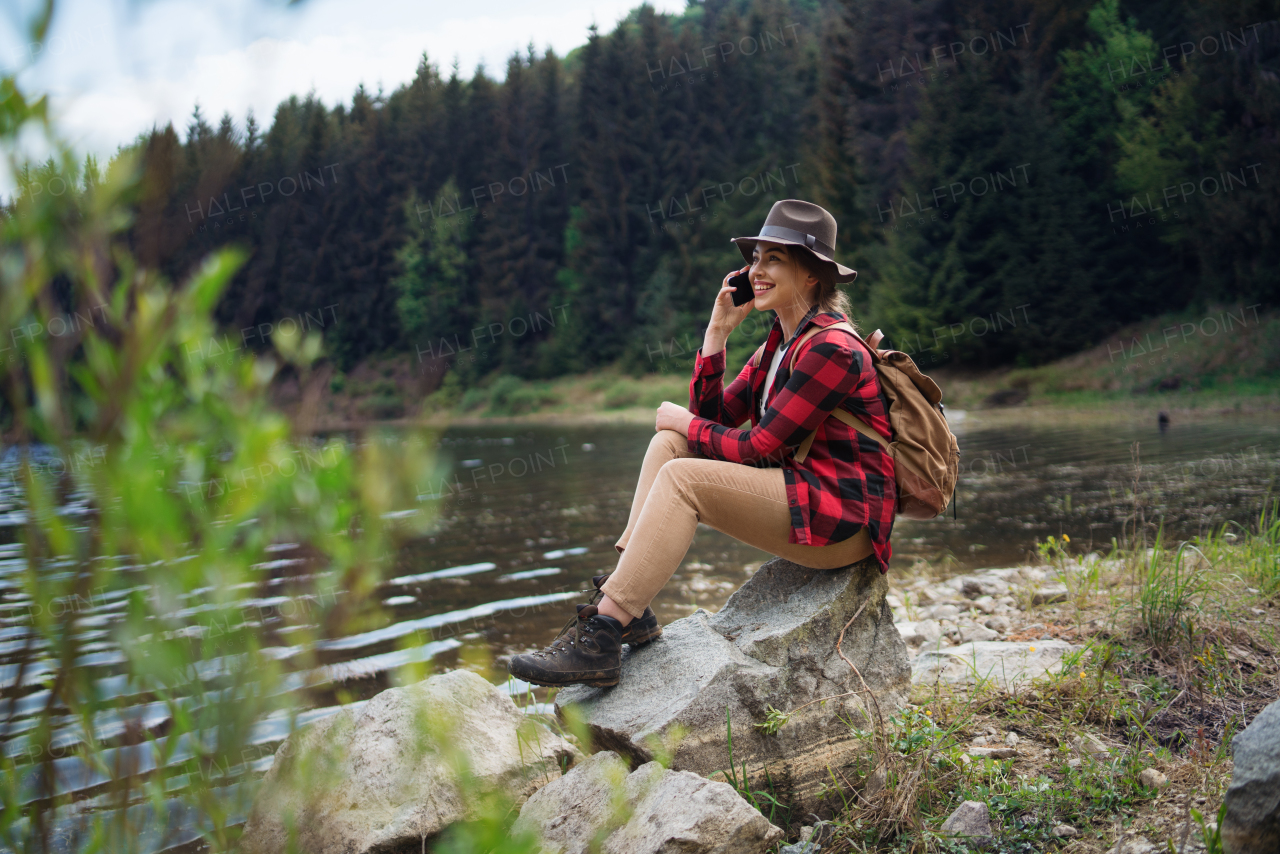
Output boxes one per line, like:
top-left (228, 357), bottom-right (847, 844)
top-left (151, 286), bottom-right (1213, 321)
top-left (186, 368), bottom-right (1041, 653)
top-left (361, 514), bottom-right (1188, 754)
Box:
top-left (790, 321), bottom-right (889, 464)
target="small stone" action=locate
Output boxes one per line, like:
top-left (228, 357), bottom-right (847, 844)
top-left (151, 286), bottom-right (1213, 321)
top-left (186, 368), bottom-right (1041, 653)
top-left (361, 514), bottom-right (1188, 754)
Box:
top-left (940, 800), bottom-right (993, 841)
top-left (930, 603), bottom-right (961, 620)
top-left (984, 616), bottom-right (1012, 634)
top-left (799, 826), bottom-right (813, 842)
top-left (1072, 734), bottom-right (1110, 757)
top-left (961, 625), bottom-right (1000, 643)
top-left (1004, 731), bottom-right (1020, 747)
top-left (1106, 835), bottom-right (1160, 854)
top-left (968, 746), bottom-right (1018, 759)
top-left (972, 596), bottom-right (997, 615)
top-left (972, 735), bottom-right (989, 746)
top-left (961, 576), bottom-right (1010, 599)
top-left (1139, 768), bottom-right (1167, 789)
top-left (1068, 758), bottom-right (1082, 768)
top-left (1032, 583), bottom-right (1070, 605)
top-left (1053, 824), bottom-right (1079, 837)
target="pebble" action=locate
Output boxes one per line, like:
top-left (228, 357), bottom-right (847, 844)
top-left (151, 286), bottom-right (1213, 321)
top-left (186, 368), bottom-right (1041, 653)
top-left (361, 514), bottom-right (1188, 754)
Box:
top-left (1073, 734), bottom-right (1111, 757)
top-left (968, 746), bottom-right (1018, 759)
top-left (930, 603), bottom-right (961, 620)
top-left (972, 595), bottom-right (997, 614)
top-left (1004, 731), bottom-right (1019, 747)
top-left (984, 616), bottom-right (1012, 634)
top-left (1138, 768), bottom-right (1167, 789)
top-left (960, 624), bottom-right (1000, 643)
top-left (1053, 824), bottom-right (1079, 837)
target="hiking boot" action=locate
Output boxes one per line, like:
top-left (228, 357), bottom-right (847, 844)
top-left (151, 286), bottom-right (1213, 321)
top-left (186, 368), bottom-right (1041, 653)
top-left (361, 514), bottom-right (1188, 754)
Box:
top-left (507, 613), bottom-right (624, 688)
top-left (584, 573), bottom-right (663, 646)
top-left (574, 603), bottom-right (662, 645)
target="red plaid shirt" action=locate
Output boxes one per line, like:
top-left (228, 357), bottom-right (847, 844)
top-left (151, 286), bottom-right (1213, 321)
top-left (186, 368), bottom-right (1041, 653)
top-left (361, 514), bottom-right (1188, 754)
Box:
top-left (686, 311), bottom-right (895, 572)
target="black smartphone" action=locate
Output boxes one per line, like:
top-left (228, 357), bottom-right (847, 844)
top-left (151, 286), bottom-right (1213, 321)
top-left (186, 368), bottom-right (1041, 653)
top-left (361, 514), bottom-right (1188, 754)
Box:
top-left (729, 271), bottom-right (754, 306)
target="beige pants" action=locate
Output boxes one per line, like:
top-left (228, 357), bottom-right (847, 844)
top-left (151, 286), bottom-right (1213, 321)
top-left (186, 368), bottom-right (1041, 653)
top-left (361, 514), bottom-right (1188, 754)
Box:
top-left (600, 430), bottom-right (873, 619)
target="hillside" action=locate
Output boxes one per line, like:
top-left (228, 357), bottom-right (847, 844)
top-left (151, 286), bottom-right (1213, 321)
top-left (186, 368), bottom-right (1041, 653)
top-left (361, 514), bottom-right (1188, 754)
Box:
top-left (272, 304), bottom-right (1280, 427)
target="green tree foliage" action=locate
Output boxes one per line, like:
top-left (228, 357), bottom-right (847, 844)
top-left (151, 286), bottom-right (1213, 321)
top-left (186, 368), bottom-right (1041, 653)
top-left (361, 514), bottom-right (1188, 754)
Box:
top-left (95, 0), bottom-right (1279, 380)
top-left (394, 181), bottom-right (476, 378)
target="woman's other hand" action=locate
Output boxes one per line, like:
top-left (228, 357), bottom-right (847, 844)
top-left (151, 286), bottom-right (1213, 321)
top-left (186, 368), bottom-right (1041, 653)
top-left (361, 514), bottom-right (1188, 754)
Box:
top-left (702, 266), bottom-right (753, 357)
top-left (655, 401), bottom-right (695, 436)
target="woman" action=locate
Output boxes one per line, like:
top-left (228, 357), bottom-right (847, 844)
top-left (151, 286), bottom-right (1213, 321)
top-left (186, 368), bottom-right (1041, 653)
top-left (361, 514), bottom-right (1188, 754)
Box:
top-left (508, 199), bottom-right (895, 688)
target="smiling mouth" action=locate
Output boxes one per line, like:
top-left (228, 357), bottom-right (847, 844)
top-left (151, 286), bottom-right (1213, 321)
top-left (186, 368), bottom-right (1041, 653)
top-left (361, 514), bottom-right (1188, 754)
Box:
top-left (753, 282), bottom-right (776, 292)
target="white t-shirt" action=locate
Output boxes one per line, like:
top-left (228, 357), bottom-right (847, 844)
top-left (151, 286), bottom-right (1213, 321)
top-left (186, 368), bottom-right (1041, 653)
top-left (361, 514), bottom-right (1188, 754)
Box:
top-left (760, 344), bottom-right (790, 419)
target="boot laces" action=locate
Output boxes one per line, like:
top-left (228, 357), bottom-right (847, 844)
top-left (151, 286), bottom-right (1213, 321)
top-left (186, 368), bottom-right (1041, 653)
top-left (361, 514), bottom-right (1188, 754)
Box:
top-left (533, 587), bottom-right (605, 659)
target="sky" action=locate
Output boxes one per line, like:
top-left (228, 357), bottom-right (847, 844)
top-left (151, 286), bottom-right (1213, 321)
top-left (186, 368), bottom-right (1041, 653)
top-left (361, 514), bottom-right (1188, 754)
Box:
top-left (0, 0), bottom-right (686, 189)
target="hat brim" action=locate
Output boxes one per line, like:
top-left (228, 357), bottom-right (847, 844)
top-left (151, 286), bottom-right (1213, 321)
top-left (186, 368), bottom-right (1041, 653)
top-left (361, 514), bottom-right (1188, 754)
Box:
top-left (731, 236), bottom-right (857, 283)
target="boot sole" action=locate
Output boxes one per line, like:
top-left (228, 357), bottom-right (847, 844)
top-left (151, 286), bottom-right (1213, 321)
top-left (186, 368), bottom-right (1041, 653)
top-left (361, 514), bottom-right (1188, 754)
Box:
top-left (624, 625), bottom-right (663, 646)
top-left (510, 669), bottom-right (620, 689)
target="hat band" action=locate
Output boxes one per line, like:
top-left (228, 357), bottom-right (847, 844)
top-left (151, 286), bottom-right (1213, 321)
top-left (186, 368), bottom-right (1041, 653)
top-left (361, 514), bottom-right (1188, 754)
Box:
top-left (758, 225), bottom-right (835, 259)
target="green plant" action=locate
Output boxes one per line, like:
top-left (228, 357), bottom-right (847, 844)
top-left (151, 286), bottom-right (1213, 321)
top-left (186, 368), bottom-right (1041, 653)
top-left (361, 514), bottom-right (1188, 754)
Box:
top-left (0, 21), bottom-right (436, 854)
top-left (1139, 529), bottom-right (1209, 648)
top-left (714, 707), bottom-right (791, 825)
top-left (602, 381), bottom-right (640, 410)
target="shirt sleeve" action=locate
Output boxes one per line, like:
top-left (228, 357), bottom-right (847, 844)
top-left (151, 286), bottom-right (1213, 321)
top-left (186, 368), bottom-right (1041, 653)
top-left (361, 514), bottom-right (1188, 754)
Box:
top-left (688, 347), bottom-right (752, 429)
top-left (688, 330), bottom-right (862, 466)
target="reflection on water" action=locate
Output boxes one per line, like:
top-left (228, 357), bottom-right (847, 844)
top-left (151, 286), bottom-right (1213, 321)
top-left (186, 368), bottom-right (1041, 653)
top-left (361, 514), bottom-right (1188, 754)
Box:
top-left (2, 412), bottom-right (1279, 842)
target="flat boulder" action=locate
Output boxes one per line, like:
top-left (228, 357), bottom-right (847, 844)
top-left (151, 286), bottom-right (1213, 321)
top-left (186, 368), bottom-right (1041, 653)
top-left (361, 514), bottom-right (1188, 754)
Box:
top-left (241, 670), bottom-right (579, 854)
top-left (513, 750), bottom-right (783, 854)
top-left (912, 640), bottom-right (1079, 691)
top-left (555, 556), bottom-right (911, 817)
top-left (1222, 699), bottom-right (1280, 854)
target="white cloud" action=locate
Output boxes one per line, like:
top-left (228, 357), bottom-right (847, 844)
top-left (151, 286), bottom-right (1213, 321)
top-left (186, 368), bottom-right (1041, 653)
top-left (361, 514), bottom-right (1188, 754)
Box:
top-left (1, 0), bottom-right (685, 192)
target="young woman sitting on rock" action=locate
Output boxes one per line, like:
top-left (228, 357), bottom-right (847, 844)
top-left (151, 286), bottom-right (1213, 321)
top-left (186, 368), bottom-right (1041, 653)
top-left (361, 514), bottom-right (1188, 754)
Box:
top-left (508, 199), bottom-right (896, 688)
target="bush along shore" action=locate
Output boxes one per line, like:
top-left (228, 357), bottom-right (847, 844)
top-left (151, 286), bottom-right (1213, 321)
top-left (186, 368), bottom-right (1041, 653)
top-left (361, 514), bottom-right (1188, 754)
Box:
top-left (676, 510), bottom-right (1279, 854)
top-left (272, 304), bottom-right (1280, 428)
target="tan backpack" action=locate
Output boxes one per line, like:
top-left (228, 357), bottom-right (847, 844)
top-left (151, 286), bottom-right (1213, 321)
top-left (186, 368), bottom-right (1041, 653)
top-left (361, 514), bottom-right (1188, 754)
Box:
top-left (755, 322), bottom-right (960, 520)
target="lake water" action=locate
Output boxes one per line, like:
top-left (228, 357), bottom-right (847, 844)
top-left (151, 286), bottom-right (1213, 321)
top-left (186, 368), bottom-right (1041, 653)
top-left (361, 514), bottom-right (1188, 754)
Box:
top-left (3, 409), bottom-right (1279, 848)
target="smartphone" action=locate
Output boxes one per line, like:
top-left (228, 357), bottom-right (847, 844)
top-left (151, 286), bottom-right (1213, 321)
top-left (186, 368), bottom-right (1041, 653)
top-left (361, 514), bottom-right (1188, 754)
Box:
top-left (729, 271), bottom-right (754, 306)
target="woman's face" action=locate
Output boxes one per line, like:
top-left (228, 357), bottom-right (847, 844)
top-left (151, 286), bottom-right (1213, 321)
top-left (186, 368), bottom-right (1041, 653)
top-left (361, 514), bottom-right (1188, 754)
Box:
top-left (749, 240), bottom-right (817, 315)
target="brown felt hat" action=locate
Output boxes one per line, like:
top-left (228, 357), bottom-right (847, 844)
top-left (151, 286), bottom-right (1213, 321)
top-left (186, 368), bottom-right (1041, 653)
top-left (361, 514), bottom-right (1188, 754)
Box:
top-left (731, 199), bottom-right (857, 283)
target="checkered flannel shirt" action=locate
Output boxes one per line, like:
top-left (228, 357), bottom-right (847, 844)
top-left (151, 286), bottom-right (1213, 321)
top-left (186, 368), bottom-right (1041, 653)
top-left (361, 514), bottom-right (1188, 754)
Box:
top-left (686, 310), bottom-right (896, 572)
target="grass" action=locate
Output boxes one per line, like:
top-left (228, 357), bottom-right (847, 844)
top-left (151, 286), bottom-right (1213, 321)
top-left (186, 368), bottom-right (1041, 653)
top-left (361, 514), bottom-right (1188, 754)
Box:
top-left (293, 305), bottom-right (1280, 427)
top-left (931, 304), bottom-right (1280, 413)
top-left (737, 506), bottom-right (1280, 854)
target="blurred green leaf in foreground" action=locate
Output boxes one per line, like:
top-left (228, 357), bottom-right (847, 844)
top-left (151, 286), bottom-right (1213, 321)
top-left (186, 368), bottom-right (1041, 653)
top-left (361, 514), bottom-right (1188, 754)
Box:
top-left (0, 5), bottom-right (440, 853)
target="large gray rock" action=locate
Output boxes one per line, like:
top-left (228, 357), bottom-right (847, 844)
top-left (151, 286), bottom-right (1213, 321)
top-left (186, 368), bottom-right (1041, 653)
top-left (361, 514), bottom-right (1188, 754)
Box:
top-left (555, 556), bottom-right (911, 816)
top-left (241, 670), bottom-right (579, 854)
top-left (912, 640), bottom-right (1079, 691)
top-left (513, 750), bottom-right (783, 854)
top-left (1223, 699), bottom-right (1280, 854)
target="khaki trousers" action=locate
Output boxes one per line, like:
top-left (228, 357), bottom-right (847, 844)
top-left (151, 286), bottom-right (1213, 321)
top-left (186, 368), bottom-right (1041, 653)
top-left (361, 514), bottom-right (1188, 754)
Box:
top-left (600, 430), bottom-right (873, 619)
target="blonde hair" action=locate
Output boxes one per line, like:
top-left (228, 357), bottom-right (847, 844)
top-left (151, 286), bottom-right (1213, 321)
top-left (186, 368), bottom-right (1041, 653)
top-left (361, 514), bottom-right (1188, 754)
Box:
top-left (790, 246), bottom-right (854, 324)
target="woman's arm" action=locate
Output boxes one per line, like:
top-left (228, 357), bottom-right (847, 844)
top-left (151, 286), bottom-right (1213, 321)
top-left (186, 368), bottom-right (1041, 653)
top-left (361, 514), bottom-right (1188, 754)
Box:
top-left (687, 350), bottom-right (753, 429)
top-left (663, 267), bottom-right (754, 432)
top-left (687, 329), bottom-right (864, 465)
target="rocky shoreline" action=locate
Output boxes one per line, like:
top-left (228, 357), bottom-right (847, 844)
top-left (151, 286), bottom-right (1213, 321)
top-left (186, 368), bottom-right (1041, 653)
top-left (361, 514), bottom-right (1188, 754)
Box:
top-left (237, 551), bottom-right (1278, 854)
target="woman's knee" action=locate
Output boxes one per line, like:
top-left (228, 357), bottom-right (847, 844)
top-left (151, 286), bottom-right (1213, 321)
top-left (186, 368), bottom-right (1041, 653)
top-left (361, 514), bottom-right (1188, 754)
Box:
top-left (655, 458), bottom-right (701, 502)
top-left (650, 429), bottom-right (687, 456)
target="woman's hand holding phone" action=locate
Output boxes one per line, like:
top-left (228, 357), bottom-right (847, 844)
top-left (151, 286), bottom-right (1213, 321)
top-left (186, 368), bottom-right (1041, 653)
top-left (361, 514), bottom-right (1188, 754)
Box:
top-left (702, 265), bottom-right (753, 358)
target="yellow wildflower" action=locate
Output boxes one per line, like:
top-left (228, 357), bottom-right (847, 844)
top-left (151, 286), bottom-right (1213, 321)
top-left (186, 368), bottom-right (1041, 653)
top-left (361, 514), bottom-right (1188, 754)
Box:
top-left (1029, 646), bottom-right (1037, 652)
top-left (1063, 534), bottom-right (1070, 542)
